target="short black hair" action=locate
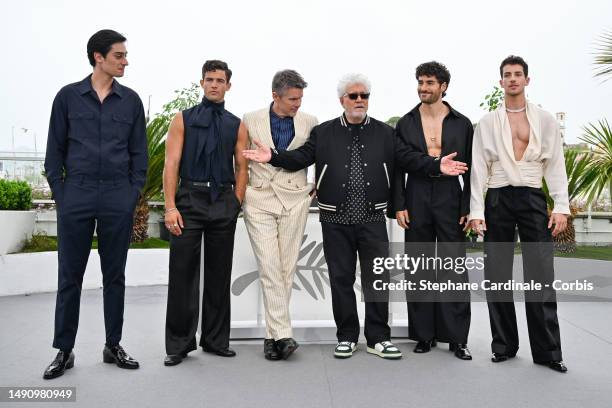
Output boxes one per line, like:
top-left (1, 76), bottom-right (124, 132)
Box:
top-left (202, 60), bottom-right (232, 82)
top-left (415, 61), bottom-right (451, 97)
top-left (87, 29), bottom-right (127, 67)
top-left (500, 55), bottom-right (528, 78)
top-left (272, 70), bottom-right (308, 95)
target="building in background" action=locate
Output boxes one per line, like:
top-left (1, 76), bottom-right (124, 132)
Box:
top-left (556, 112), bottom-right (566, 145)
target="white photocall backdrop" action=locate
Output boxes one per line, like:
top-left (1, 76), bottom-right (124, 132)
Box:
top-left (226, 215), bottom-right (409, 340)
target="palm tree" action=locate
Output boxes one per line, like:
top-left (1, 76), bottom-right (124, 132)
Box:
top-left (594, 30), bottom-right (612, 81)
top-left (545, 120), bottom-right (612, 252)
top-left (131, 84), bottom-right (201, 242)
top-left (579, 120), bottom-right (612, 207)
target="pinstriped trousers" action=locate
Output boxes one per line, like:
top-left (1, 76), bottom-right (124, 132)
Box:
top-left (243, 196), bottom-right (311, 340)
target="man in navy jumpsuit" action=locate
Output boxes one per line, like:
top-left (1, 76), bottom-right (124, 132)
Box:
top-left (43, 29), bottom-right (148, 380)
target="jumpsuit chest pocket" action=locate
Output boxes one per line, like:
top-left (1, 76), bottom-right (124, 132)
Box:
top-left (112, 114), bottom-right (134, 140)
top-left (67, 111), bottom-right (95, 139)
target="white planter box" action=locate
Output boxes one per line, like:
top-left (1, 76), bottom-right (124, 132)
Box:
top-left (0, 210), bottom-right (35, 254)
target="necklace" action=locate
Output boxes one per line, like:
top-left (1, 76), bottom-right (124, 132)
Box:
top-left (506, 106), bottom-right (526, 113)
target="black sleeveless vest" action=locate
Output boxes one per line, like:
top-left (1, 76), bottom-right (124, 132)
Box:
top-left (179, 99), bottom-right (240, 184)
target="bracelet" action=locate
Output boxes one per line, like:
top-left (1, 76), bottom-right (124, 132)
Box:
top-left (165, 207), bottom-right (177, 214)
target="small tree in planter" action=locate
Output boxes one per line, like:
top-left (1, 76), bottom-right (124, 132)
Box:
top-left (0, 179), bottom-right (34, 254)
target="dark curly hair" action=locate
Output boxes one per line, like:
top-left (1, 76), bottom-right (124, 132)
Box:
top-left (499, 55), bottom-right (528, 78)
top-left (415, 61), bottom-right (451, 97)
top-left (202, 60), bottom-right (232, 82)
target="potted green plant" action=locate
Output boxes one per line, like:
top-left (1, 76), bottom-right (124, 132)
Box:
top-left (0, 179), bottom-right (35, 254)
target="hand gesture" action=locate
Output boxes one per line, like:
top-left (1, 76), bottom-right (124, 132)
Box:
top-left (440, 152), bottom-right (468, 176)
top-left (242, 139), bottom-right (272, 163)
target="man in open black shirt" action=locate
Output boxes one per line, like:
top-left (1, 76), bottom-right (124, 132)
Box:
top-left (392, 61), bottom-right (473, 360)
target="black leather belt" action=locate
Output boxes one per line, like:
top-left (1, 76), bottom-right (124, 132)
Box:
top-left (180, 179), bottom-right (233, 190)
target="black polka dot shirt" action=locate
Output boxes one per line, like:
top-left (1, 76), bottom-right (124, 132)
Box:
top-left (320, 123), bottom-right (386, 225)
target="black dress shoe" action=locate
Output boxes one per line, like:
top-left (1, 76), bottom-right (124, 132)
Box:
top-left (275, 338), bottom-right (299, 360)
top-left (491, 352), bottom-right (516, 363)
top-left (202, 347), bottom-right (236, 357)
top-left (43, 350), bottom-right (74, 380)
top-left (264, 339), bottom-right (281, 361)
top-left (413, 339), bottom-right (436, 353)
top-left (536, 360), bottom-right (568, 373)
top-left (164, 352), bottom-right (187, 366)
top-left (449, 343), bottom-right (472, 360)
top-left (103, 345), bottom-right (140, 369)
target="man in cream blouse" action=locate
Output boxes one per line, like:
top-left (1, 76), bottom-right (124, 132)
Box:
top-left (242, 70), bottom-right (318, 360)
top-left (468, 55), bottom-right (569, 373)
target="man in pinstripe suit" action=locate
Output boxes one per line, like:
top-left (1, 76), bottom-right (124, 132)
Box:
top-left (242, 70), bottom-right (318, 360)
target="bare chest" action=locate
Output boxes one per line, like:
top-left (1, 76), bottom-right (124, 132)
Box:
top-left (421, 116), bottom-right (443, 157)
top-left (507, 113), bottom-right (530, 161)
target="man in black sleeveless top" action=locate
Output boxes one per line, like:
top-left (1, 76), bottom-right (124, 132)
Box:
top-left (162, 60), bottom-right (249, 366)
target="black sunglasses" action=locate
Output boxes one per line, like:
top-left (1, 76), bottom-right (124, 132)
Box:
top-left (345, 93), bottom-right (370, 100)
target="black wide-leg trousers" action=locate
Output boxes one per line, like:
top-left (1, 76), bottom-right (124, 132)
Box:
top-left (484, 186), bottom-right (562, 363)
top-left (404, 176), bottom-right (471, 344)
top-left (321, 221), bottom-right (391, 347)
top-left (165, 185), bottom-right (240, 355)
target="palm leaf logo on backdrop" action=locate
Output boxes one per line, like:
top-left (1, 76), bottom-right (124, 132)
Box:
top-left (231, 234), bottom-right (362, 299)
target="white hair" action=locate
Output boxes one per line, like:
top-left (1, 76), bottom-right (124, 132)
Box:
top-left (336, 73), bottom-right (372, 98)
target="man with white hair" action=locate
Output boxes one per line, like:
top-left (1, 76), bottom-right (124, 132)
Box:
top-left (243, 73), bottom-right (468, 359)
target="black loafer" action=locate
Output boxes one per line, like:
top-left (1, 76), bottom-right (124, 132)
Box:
top-left (275, 338), bottom-right (299, 360)
top-left (264, 339), bottom-right (281, 361)
top-left (491, 352), bottom-right (516, 363)
top-left (413, 339), bottom-right (436, 353)
top-left (203, 347), bottom-right (236, 357)
top-left (537, 360), bottom-right (568, 373)
top-left (43, 350), bottom-right (74, 380)
top-left (103, 345), bottom-right (140, 369)
top-left (164, 352), bottom-right (187, 366)
top-left (449, 343), bottom-right (472, 360)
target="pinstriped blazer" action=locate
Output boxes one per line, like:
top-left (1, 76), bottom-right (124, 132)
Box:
top-left (242, 108), bottom-right (318, 213)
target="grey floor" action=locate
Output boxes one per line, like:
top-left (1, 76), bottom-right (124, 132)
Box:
top-left (0, 286), bottom-right (610, 408)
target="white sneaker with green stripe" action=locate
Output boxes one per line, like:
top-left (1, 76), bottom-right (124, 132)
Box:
top-left (367, 341), bottom-right (402, 359)
top-left (334, 341), bottom-right (357, 358)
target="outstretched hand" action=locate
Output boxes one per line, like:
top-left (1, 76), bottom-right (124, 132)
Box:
top-left (242, 139), bottom-right (272, 163)
top-left (440, 152), bottom-right (468, 176)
